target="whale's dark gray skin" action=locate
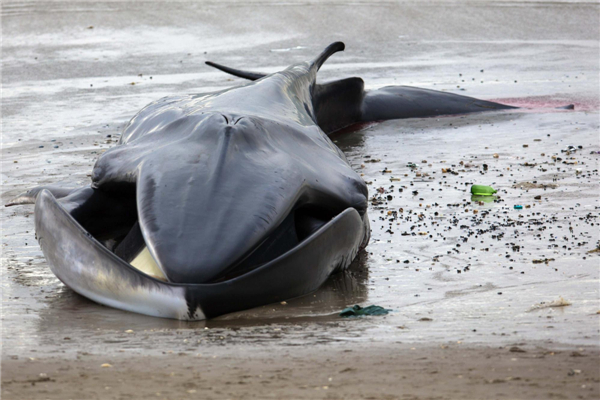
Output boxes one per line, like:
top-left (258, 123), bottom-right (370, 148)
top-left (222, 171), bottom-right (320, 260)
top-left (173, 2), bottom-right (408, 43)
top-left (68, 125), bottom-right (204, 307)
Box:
top-left (204, 59), bottom-right (518, 134)
top-left (8, 42), bottom-right (519, 320)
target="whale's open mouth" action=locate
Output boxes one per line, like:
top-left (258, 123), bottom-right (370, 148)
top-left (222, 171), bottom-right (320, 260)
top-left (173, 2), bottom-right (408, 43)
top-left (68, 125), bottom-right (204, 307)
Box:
top-left (112, 206), bottom-right (336, 283)
top-left (32, 187), bottom-right (367, 320)
top-left (68, 186), bottom-right (348, 285)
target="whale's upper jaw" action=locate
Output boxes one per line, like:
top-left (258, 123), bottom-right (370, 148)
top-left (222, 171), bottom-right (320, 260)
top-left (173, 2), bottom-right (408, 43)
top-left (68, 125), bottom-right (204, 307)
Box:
top-left (88, 113), bottom-right (368, 285)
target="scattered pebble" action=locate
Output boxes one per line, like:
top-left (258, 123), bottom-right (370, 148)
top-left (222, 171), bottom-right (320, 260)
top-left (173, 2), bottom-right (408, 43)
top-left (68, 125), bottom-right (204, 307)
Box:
top-left (532, 258), bottom-right (555, 264)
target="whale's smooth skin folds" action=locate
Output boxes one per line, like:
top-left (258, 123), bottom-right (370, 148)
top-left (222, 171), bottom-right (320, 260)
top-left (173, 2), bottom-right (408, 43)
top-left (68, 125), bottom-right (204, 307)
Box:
top-left (8, 42), bottom-right (517, 320)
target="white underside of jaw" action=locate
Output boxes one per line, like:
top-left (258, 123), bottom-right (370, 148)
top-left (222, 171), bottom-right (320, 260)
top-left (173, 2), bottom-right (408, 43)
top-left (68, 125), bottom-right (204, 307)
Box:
top-left (35, 190), bottom-right (207, 320)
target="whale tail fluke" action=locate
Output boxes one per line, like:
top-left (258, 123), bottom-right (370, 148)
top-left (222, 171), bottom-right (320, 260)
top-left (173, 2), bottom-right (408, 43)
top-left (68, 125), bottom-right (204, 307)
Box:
top-left (206, 42), bottom-right (345, 82)
top-left (309, 42), bottom-right (345, 74)
top-left (204, 61), bottom-right (266, 81)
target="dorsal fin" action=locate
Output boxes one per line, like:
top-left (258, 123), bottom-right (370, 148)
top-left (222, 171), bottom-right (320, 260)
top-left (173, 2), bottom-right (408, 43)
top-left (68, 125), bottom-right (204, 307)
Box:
top-left (313, 77), bottom-right (365, 134)
top-left (310, 42), bottom-right (345, 74)
top-left (205, 61), bottom-right (266, 81)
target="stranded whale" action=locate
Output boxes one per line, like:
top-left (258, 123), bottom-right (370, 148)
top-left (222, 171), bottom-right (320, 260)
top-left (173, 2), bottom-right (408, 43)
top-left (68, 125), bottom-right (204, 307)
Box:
top-left (8, 42), bottom-right (518, 320)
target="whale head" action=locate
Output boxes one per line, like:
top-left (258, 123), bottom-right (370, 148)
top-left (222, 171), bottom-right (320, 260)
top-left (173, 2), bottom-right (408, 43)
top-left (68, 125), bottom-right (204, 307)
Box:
top-left (89, 110), bottom-right (367, 283)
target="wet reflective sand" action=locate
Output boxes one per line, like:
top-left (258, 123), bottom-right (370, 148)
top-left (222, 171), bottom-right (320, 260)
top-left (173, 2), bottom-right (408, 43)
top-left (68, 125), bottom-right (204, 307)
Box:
top-left (2, 1), bottom-right (599, 398)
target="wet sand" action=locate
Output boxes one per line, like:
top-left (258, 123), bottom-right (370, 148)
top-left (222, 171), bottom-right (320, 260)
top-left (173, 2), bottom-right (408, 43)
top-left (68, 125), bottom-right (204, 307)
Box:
top-left (3, 343), bottom-right (599, 400)
top-left (2, 0), bottom-right (599, 399)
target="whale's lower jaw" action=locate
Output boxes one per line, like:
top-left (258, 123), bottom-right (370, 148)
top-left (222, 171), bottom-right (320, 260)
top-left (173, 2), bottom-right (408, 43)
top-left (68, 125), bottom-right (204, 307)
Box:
top-left (34, 189), bottom-right (368, 320)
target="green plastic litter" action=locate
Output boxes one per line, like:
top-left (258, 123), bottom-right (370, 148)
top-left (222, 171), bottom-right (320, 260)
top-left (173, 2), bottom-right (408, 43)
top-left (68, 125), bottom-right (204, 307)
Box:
top-left (514, 205), bottom-right (523, 210)
top-left (340, 305), bottom-right (392, 317)
top-left (470, 184), bottom-right (497, 196)
top-left (407, 162), bottom-right (417, 168)
top-left (471, 195), bottom-right (496, 203)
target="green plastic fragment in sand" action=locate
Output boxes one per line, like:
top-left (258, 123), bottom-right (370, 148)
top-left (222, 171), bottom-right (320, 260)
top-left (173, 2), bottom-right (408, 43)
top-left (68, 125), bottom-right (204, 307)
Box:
top-left (340, 305), bottom-right (392, 317)
top-left (470, 185), bottom-right (497, 196)
top-left (471, 195), bottom-right (496, 203)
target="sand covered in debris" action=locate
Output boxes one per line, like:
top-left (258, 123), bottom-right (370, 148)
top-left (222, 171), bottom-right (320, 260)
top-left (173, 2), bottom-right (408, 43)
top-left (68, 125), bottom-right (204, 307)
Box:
top-left (2, 0), bottom-right (599, 399)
